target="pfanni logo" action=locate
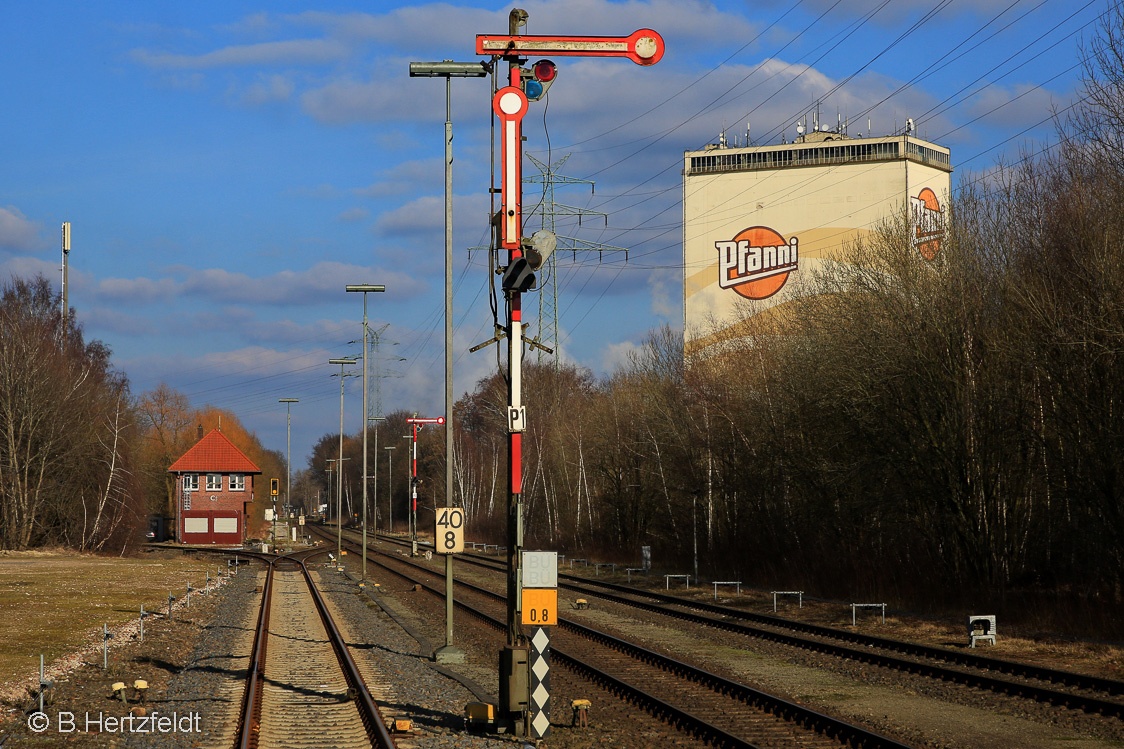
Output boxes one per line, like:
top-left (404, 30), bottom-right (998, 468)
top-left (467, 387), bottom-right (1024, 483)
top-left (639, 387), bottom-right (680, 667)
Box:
top-left (911, 188), bottom-right (943, 260)
top-left (715, 226), bottom-right (799, 300)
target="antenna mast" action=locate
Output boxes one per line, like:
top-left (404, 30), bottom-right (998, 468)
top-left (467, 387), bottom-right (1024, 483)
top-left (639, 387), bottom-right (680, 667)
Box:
top-left (61, 222), bottom-right (70, 346)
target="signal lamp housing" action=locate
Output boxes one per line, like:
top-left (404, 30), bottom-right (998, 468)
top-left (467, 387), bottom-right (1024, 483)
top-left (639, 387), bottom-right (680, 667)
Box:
top-left (523, 230), bottom-right (556, 271)
top-left (521, 59), bottom-right (557, 102)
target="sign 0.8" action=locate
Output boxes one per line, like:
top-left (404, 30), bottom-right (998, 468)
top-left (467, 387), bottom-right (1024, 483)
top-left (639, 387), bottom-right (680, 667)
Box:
top-left (435, 507), bottom-right (464, 554)
top-left (521, 588), bottom-right (558, 626)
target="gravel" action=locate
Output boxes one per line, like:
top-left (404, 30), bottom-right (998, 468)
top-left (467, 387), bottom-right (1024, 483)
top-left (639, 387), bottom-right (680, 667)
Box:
top-left (314, 566), bottom-right (519, 748)
top-left (0, 551), bottom-right (542, 749)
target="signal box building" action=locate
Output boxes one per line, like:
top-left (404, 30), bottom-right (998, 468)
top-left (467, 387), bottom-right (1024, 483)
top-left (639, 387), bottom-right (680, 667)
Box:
top-left (168, 428), bottom-right (261, 545)
top-left (683, 126), bottom-right (952, 356)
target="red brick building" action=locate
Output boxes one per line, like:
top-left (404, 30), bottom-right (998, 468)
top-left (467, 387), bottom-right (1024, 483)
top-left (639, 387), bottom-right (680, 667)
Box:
top-left (168, 429), bottom-right (261, 545)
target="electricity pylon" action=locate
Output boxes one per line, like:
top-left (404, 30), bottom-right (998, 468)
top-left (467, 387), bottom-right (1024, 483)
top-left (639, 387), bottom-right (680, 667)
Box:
top-left (364, 323), bottom-right (402, 420)
top-left (524, 153), bottom-right (629, 365)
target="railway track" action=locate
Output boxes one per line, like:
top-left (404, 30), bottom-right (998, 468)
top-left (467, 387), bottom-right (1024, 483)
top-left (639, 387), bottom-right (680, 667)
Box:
top-left (374, 532), bottom-right (1124, 721)
top-left (236, 547), bottom-right (396, 749)
top-left (315, 525), bottom-right (912, 748)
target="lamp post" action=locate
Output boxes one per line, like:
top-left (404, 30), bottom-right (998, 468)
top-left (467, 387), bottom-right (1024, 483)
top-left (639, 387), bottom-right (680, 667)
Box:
top-left (409, 62), bottom-right (487, 665)
top-left (329, 358), bottom-right (356, 563)
top-left (345, 284), bottom-right (386, 581)
top-left (384, 446), bottom-right (396, 534)
top-left (407, 62), bottom-right (488, 492)
top-left (279, 398), bottom-right (299, 530)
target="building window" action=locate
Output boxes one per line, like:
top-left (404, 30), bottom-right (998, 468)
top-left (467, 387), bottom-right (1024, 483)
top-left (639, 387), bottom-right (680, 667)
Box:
top-left (207, 474), bottom-right (221, 491)
top-left (183, 474), bottom-right (198, 492)
top-left (230, 474), bottom-right (245, 491)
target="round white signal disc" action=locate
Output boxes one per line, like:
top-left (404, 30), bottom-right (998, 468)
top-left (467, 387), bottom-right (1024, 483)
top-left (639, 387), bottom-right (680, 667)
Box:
top-left (499, 91), bottom-right (523, 115)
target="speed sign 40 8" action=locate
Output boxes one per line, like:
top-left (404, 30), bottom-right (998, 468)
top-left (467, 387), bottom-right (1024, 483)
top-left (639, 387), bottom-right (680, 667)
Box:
top-left (435, 507), bottom-right (464, 553)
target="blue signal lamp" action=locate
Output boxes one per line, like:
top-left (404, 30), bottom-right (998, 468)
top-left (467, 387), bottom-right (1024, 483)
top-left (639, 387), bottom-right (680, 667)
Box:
top-left (524, 79), bottom-right (545, 100)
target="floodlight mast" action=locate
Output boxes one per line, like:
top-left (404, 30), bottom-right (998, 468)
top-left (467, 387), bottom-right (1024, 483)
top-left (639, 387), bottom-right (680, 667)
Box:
top-left (475, 9), bottom-right (663, 736)
top-left (408, 60), bottom-right (487, 666)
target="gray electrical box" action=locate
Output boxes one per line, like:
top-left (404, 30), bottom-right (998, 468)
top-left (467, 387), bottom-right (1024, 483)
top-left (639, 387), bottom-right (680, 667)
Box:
top-left (499, 646), bottom-right (529, 712)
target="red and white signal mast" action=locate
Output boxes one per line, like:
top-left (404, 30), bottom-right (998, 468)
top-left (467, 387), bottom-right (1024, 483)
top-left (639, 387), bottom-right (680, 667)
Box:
top-left (405, 416), bottom-right (444, 557)
top-left (475, 9), bottom-right (663, 736)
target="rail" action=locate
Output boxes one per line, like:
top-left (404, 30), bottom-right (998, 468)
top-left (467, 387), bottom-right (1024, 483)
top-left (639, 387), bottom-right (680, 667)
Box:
top-left (233, 547), bottom-right (396, 748)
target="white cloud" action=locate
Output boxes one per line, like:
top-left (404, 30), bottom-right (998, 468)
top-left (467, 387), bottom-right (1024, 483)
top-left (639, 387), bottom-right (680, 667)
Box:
top-left (233, 73), bottom-right (296, 106)
top-left (78, 262), bottom-right (426, 310)
top-left (0, 206), bottom-right (40, 251)
top-left (95, 276), bottom-right (178, 303)
top-left (287, 6), bottom-right (505, 51)
top-left (354, 158), bottom-right (442, 199)
top-left (647, 268), bottom-right (678, 319)
top-left (373, 196), bottom-right (444, 237)
top-left (300, 75), bottom-right (411, 125)
top-left (217, 12), bottom-right (280, 36)
top-left (238, 317), bottom-right (363, 346)
top-left (288, 183), bottom-right (342, 200)
top-left (372, 192), bottom-right (489, 247)
top-left (130, 39), bottom-right (347, 69)
top-left (177, 261), bottom-right (427, 305)
top-left (0, 256), bottom-right (56, 280)
top-left (600, 339), bottom-right (643, 371)
top-left (81, 306), bottom-right (161, 337)
top-left (518, 0), bottom-right (756, 41)
top-left (336, 207), bottom-right (370, 222)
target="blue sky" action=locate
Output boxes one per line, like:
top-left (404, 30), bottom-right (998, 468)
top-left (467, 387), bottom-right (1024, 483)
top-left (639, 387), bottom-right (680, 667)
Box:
top-left (0, 0), bottom-right (1103, 464)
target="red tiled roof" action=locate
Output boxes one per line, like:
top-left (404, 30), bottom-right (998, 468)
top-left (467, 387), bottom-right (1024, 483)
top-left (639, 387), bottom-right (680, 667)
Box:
top-left (167, 429), bottom-right (261, 474)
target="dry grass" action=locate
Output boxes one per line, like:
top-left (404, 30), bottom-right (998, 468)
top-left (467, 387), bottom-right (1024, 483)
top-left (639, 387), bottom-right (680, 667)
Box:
top-left (0, 550), bottom-right (220, 692)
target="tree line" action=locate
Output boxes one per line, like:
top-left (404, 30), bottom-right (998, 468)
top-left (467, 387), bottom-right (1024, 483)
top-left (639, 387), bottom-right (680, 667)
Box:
top-left (0, 278), bottom-right (284, 550)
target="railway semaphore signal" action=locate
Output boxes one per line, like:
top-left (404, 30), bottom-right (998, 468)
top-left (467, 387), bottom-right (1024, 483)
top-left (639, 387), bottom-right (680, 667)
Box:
top-left (473, 8), bottom-right (664, 737)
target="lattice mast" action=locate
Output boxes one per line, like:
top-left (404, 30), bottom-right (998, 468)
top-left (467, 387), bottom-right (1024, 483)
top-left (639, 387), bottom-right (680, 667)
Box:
top-left (524, 153), bottom-right (629, 365)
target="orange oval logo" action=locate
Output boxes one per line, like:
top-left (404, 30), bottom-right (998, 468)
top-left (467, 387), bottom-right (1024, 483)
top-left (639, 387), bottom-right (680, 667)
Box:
top-left (911, 188), bottom-right (943, 260)
top-left (715, 226), bottom-right (798, 300)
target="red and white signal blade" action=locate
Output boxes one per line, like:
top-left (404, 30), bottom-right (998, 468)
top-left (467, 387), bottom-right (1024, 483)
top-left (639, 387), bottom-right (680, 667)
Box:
top-left (476, 29), bottom-right (664, 66)
top-left (407, 417), bottom-right (445, 424)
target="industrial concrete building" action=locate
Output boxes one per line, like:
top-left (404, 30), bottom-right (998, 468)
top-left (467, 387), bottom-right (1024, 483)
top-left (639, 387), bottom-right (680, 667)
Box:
top-left (682, 123), bottom-right (952, 356)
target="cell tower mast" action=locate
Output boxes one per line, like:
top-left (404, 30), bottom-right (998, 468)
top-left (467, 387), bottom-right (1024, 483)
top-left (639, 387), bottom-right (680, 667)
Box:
top-left (524, 153), bottom-right (628, 365)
